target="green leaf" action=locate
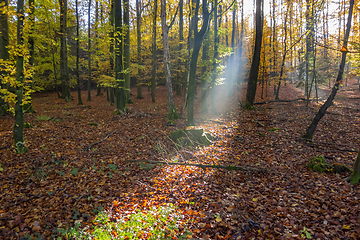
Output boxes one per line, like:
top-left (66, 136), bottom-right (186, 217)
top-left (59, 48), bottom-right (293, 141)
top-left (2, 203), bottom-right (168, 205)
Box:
top-left (71, 168), bottom-right (78, 176)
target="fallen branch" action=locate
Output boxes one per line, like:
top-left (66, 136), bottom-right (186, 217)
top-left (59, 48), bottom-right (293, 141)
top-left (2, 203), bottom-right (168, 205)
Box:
top-left (125, 159), bottom-right (267, 172)
top-left (253, 98), bottom-right (306, 105)
top-left (86, 131), bottom-right (117, 151)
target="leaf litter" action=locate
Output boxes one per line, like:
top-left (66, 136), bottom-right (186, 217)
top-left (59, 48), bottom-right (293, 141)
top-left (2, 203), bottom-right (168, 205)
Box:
top-left (0, 83), bottom-right (359, 239)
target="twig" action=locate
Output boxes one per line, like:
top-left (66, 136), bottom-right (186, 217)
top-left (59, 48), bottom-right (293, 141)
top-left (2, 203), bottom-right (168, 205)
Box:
top-left (126, 159), bottom-right (267, 172)
top-left (86, 131), bottom-right (117, 151)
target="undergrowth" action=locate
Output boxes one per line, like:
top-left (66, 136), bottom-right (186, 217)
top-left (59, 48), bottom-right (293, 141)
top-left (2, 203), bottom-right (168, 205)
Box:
top-left (53, 203), bottom-right (192, 239)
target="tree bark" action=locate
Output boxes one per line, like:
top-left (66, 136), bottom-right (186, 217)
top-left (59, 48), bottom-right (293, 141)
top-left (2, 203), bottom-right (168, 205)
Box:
top-left (115, 0), bottom-right (126, 111)
top-left (124, 0), bottom-right (131, 103)
top-left (59, 0), bottom-right (71, 102)
top-left (346, 148), bottom-right (360, 184)
top-left (175, 0), bottom-right (184, 96)
top-left (245, 0), bottom-right (263, 107)
top-left (14, 0), bottom-right (27, 153)
top-left (275, 1), bottom-right (291, 100)
top-left (87, 0), bottom-right (92, 101)
top-left (151, 0), bottom-right (157, 103)
top-left (200, 27), bottom-right (210, 113)
top-left (109, 0), bottom-right (115, 106)
top-left (76, 0), bottom-right (83, 105)
top-left (303, 0), bottom-right (354, 140)
top-left (211, 0), bottom-right (219, 114)
top-left (187, 0), bottom-right (209, 125)
top-left (0, 0), bottom-right (9, 116)
top-left (136, 0), bottom-right (143, 99)
top-left (160, 0), bottom-right (178, 118)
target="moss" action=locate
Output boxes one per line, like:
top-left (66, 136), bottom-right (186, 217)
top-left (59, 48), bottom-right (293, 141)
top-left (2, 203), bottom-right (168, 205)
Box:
top-left (307, 156), bottom-right (352, 175)
top-left (169, 128), bottom-right (214, 147)
top-left (243, 101), bottom-right (255, 110)
top-left (331, 163), bottom-right (353, 174)
top-left (313, 164), bottom-right (325, 173)
top-left (307, 156), bottom-right (328, 173)
top-left (350, 171), bottom-right (360, 185)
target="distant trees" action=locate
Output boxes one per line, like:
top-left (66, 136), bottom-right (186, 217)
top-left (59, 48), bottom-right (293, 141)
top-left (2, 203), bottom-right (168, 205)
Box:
top-left (303, 0), bottom-right (354, 140)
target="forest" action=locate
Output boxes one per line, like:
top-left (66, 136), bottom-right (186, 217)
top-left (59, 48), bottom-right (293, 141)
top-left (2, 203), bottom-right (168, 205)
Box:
top-left (1, 0), bottom-right (360, 239)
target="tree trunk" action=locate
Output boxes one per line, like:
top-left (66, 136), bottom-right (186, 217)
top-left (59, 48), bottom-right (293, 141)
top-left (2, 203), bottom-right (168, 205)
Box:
top-left (151, 0), bottom-right (157, 103)
top-left (175, 0), bottom-right (184, 96)
top-left (124, 0), bottom-right (131, 103)
top-left (245, 0), bottom-right (263, 107)
top-left (160, 0), bottom-right (178, 119)
top-left (346, 148), bottom-right (360, 184)
top-left (303, 0), bottom-right (354, 140)
top-left (136, 0), bottom-right (143, 99)
top-left (187, 0), bottom-right (209, 126)
top-left (211, 0), bottom-right (219, 114)
top-left (237, 0), bottom-right (244, 86)
top-left (76, 0), bottom-right (83, 105)
top-left (227, 5), bottom-right (236, 97)
top-left (23, 0), bottom-right (35, 113)
top-left (59, 0), bottom-right (71, 101)
top-left (87, 0), bottom-right (92, 101)
top-left (95, 0), bottom-right (102, 97)
top-left (0, 0), bottom-right (9, 116)
top-left (109, 0), bottom-right (115, 105)
top-left (115, 0), bottom-right (126, 111)
top-left (305, 0), bottom-right (314, 100)
top-left (14, 0), bottom-right (27, 153)
top-left (200, 27), bottom-right (210, 113)
top-left (275, 1), bottom-right (291, 100)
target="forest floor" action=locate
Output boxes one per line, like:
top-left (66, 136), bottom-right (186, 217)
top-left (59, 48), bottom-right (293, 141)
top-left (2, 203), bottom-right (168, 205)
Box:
top-left (0, 80), bottom-right (360, 239)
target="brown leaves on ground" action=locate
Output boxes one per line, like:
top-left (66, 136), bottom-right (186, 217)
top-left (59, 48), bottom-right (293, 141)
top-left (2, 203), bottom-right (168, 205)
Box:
top-left (0, 82), bottom-right (360, 239)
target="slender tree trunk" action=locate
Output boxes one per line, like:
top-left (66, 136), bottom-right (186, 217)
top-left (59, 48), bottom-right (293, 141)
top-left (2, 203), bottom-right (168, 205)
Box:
top-left (187, 0), bottom-right (209, 125)
top-left (200, 27), bottom-right (210, 113)
top-left (175, 0), bottom-right (184, 96)
top-left (303, 0), bottom-right (354, 140)
top-left (136, 0), bottom-right (143, 99)
top-left (245, 0), bottom-right (263, 107)
top-left (237, 0), bottom-right (244, 86)
top-left (227, 4), bottom-right (236, 97)
top-left (305, 0), bottom-right (314, 100)
top-left (0, 0), bottom-right (9, 116)
top-left (109, 0), bottom-right (115, 105)
top-left (151, 0), bottom-right (157, 103)
top-left (59, 0), bottom-right (71, 101)
top-left (211, 0), bottom-right (219, 114)
top-left (275, 1), bottom-right (291, 100)
top-left (95, 0), bottom-right (102, 96)
top-left (124, 0), bottom-right (131, 103)
top-left (14, 0), bottom-right (27, 153)
top-left (87, 0), bottom-right (92, 101)
top-left (115, 0), bottom-right (125, 111)
top-left (23, 0), bottom-right (35, 113)
top-left (76, 0), bottom-right (83, 105)
top-left (161, 0), bottom-right (178, 118)
top-left (271, 0), bottom-right (276, 91)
